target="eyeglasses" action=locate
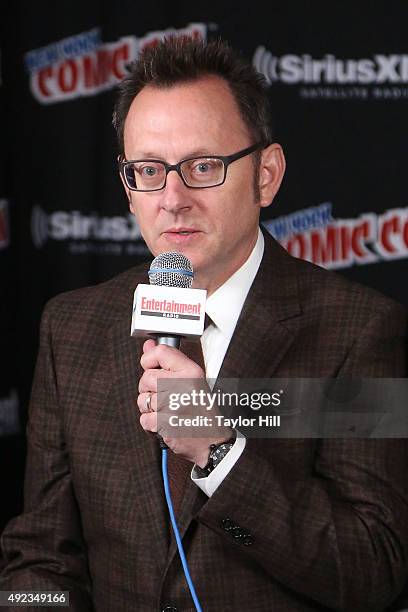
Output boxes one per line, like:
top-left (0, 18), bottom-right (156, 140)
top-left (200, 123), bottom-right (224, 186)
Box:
top-left (118, 142), bottom-right (263, 192)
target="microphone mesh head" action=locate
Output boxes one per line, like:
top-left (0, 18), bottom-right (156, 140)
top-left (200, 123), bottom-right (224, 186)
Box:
top-left (148, 251), bottom-right (194, 288)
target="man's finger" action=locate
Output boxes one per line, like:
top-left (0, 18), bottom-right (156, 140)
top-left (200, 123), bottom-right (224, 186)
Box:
top-left (141, 343), bottom-right (202, 373)
top-left (143, 339), bottom-right (157, 353)
top-left (138, 368), bottom-right (174, 394)
top-left (140, 412), bottom-right (158, 433)
top-left (137, 391), bottom-right (156, 414)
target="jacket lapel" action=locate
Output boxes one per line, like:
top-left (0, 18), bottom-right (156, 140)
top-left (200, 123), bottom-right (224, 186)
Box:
top-left (216, 231), bottom-right (301, 382)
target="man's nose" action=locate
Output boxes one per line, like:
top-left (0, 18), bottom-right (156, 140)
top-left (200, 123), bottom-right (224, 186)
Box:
top-left (159, 169), bottom-right (191, 213)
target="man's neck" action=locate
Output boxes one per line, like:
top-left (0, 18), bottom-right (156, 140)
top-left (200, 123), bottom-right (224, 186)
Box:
top-left (193, 228), bottom-right (262, 296)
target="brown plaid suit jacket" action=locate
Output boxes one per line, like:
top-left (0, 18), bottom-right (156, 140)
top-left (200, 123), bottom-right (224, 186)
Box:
top-left (1, 232), bottom-right (408, 611)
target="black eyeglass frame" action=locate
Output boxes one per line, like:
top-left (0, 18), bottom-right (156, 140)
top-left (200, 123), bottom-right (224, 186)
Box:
top-left (118, 142), bottom-right (264, 192)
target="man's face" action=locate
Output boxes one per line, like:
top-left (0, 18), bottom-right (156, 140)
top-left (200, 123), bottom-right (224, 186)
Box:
top-left (122, 75), bottom-right (284, 294)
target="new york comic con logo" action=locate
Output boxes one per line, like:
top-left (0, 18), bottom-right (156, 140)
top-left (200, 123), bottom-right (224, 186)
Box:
top-left (253, 48), bottom-right (408, 99)
top-left (24, 23), bottom-right (207, 104)
top-left (263, 202), bottom-right (408, 269)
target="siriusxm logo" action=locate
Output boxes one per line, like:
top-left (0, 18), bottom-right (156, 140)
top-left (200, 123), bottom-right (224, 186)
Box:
top-left (253, 48), bottom-right (408, 85)
top-left (0, 389), bottom-right (19, 436)
top-left (31, 205), bottom-right (142, 248)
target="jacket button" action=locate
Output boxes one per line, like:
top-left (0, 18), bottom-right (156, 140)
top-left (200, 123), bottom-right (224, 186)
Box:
top-left (231, 526), bottom-right (244, 538)
top-left (221, 518), bottom-right (235, 531)
top-left (162, 606), bottom-right (178, 612)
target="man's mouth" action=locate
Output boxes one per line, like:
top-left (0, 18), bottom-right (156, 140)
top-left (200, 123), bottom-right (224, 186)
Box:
top-left (165, 228), bottom-right (199, 235)
top-left (162, 228), bottom-right (201, 242)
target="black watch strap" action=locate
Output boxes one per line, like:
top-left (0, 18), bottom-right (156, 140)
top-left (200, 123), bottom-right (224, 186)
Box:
top-left (196, 431), bottom-right (237, 477)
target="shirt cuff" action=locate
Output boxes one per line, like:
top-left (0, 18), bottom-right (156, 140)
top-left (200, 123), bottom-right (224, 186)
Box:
top-left (191, 430), bottom-right (246, 497)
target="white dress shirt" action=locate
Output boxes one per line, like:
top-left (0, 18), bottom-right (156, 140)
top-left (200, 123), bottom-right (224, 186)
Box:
top-left (191, 228), bottom-right (265, 496)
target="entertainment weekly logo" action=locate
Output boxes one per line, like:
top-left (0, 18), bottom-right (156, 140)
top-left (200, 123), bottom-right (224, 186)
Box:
top-left (31, 205), bottom-right (149, 256)
top-left (253, 48), bottom-right (408, 99)
top-left (24, 23), bottom-right (207, 104)
top-left (263, 202), bottom-right (408, 269)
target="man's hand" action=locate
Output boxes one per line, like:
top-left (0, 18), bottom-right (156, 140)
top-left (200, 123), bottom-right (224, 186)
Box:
top-left (137, 339), bottom-right (232, 466)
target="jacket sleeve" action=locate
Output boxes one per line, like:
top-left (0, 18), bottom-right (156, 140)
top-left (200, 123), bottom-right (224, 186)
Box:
top-left (196, 301), bottom-right (408, 612)
top-left (0, 300), bottom-right (93, 611)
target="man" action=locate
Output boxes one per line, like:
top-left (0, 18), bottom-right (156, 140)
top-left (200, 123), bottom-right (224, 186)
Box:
top-left (1, 37), bottom-right (408, 611)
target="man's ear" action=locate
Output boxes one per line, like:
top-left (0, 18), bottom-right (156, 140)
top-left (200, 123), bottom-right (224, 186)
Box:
top-left (258, 143), bottom-right (286, 209)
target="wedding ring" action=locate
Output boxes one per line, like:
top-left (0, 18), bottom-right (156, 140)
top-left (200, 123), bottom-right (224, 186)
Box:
top-left (146, 393), bottom-right (152, 412)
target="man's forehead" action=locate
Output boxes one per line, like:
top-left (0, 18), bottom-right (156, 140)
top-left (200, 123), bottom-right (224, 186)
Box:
top-left (128, 78), bottom-right (232, 117)
top-left (123, 76), bottom-right (250, 156)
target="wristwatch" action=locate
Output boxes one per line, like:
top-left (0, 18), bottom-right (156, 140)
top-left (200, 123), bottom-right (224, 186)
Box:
top-left (196, 431), bottom-right (236, 477)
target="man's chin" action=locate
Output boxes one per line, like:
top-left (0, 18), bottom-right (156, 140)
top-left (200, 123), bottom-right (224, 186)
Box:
top-left (149, 235), bottom-right (211, 276)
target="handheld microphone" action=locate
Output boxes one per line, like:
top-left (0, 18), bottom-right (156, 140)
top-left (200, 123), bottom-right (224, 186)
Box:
top-left (131, 251), bottom-right (207, 449)
top-left (148, 252), bottom-right (194, 349)
top-left (130, 252), bottom-right (207, 343)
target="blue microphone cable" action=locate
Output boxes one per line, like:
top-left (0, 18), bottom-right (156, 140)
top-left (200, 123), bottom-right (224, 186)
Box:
top-left (161, 448), bottom-right (203, 612)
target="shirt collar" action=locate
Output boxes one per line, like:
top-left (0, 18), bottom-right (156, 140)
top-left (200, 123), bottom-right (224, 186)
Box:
top-left (205, 227), bottom-right (264, 336)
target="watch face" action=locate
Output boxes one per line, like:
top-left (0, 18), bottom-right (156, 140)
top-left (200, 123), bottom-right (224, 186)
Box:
top-left (211, 443), bottom-right (233, 468)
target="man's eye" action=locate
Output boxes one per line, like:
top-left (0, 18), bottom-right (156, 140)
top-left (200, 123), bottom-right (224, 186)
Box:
top-left (191, 161), bottom-right (215, 174)
top-left (140, 166), bottom-right (158, 176)
top-left (196, 163), bottom-right (210, 173)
